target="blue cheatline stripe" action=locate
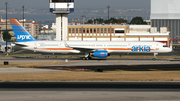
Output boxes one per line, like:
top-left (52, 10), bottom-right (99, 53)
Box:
top-left (11, 26), bottom-right (24, 28)
top-left (11, 24), bottom-right (20, 25)
top-left (14, 32), bottom-right (31, 34)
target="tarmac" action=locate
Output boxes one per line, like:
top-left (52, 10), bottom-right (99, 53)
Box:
top-left (0, 82), bottom-right (180, 101)
top-left (0, 56), bottom-right (180, 101)
top-left (1, 57), bottom-right (180, 66)
top-left (1, 56), bottom-right (180, 71)
top-left (0, 91), bottom-right (179, 101)
top-left (0, 67), bottom-right (64, 74)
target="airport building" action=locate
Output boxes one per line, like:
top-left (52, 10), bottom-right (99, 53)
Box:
top-left (0, 16), bottom-right (14, 36)
top-left (66, 24), bottom-right (170, 46)
top-left (151, 0), bottom-right (180, 41)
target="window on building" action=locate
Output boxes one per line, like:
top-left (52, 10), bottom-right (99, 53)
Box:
top-left (69, 28), bottom-right (71, 33)
top-left (108, 28), bottom-right (110, 33)
top-left (115, 29), bottom-right (124, 33)
top-left (115, 30), bottom-right (124, 33)
top-left (83, 28), bottom-right (85, 33)
top-left (87, 28), bottom-right (89, 33)
top-left (101, 28), bottom-right (103, 33)
top-left (72, 28), bottom-right (74, 33)
top-left (90, 28), bottom-right (92, 33)
top-left (104, 28), bottom-right (107, 33)
top-left (94, 28), bottom-right (96, 33)
top-left (80, 28), bottom-right (82, 33)
top-left (97, 28), bottom-right (99, 33)
top-left (112, 28), bottom-right (114, 33)
top-left (76, 28), bottom-right (78, 33)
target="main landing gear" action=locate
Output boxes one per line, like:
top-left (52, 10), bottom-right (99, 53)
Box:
top-left (82, 52), bottom-right (92, 60)
top-left (82, 57), bottom-right (91, 60)
top-left (152, 53), bottom-right (158, 60)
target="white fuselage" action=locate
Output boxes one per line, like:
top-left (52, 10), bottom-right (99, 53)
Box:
top-left (16, 41), bottom-right (172, 54)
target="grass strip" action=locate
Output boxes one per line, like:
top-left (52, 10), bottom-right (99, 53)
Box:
top-left (0, 71), bottom-right (179, 81)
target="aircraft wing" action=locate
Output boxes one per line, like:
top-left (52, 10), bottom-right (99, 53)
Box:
top-left (70, 47), bottom-right (98, 52)
top-left (64, 41), bottom-right (102, 52)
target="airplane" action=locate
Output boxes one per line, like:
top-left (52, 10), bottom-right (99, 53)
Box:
top-left (9, 19), bottom-right (172, 60)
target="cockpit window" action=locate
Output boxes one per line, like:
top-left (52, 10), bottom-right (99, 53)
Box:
top-left (163, 45), bottom-right (169, 47)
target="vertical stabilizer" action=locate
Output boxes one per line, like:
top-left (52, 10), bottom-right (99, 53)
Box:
top-left (9, 19), bottom-right (38, 42)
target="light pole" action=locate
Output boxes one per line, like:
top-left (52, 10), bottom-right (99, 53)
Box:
top-left (107, 5), bottom-right (110, 23)
top-left (67, 3), bottom-right (69, 11)
top-left (5, 2), bottom-right (8, 55)
top-left (82, 15), bottom-right (86, 24)
top-left (22, 5), bottom-right (25, 27)
top-left (47, 20), bottom-right (50, 35)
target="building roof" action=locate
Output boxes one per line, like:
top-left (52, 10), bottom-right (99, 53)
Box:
top-left (68, 24), bottom-right (128, 26)
top-left (130, 25), bottom-right (151, 29)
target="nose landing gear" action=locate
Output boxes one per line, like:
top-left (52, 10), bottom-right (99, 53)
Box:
top-left (152, 53), bottom-right (158, 60)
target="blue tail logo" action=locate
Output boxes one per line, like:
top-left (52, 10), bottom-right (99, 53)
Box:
top-left (9, 19), bottom-right (38, 42)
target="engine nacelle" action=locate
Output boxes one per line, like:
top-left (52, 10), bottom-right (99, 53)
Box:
top-left (92, 50), bottom-right (110, 58)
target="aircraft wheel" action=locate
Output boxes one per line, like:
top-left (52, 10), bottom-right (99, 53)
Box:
top-left (82, 57), bottom-right (91, 60)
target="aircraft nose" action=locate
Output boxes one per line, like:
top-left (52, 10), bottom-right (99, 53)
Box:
top-left (169, 48), bottom-right (173, 52)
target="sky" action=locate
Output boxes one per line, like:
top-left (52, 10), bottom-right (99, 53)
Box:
top-left (0, 0), bottom-right (150, 9)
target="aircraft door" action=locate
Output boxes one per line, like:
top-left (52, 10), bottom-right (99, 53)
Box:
top-left (34, 42), bottom-right (37, 52)
top-left (156, 44), bottom-right (159, 50)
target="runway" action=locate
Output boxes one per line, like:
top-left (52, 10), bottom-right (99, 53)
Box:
top-left (1, 56), bottom-right (180, 65)
top-left (38, 64), bottom-right (180, 71)
top-left (1, 56), bottom-right (180, 71)
top-left (1, 56), bottom-right (180, 100)
top-left (0, 82), bottom-right (180, 101)
top-left (0, 82), bottom-right (180, 91)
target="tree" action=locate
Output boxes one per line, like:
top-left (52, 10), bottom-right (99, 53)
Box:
top-left (87, 19), bottom-right (93, 24)
top-left (94, 18), bottom-right (104, 24)
top-left (117, 18), bottom-right (128, 23)
top-left (130, 17), bottom-right (147, 25)
top-left (86, 18), bottom-right (128, 24)
top-left (2, 31), bottom-right (12, 41)
top-left (104, 18), bottom-right (117, 23)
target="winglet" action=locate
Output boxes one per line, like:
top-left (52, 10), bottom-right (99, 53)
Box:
top-left (9, 19), bottom-right (38, 42)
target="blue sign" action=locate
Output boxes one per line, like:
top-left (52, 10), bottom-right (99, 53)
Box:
top-left (131, 46), bottom-right (151, 52)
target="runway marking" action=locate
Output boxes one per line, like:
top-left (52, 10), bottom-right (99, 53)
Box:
top-left (149, 69), bottom-right (162, 71)
top-left (117, 61), bottom-right (121, 63)
top-left (53, 61), bottom-right (57, 63)
top-left (127, 65), bottom-right (137, 67)
top-left (116, 69), bottom-right (126, 71)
